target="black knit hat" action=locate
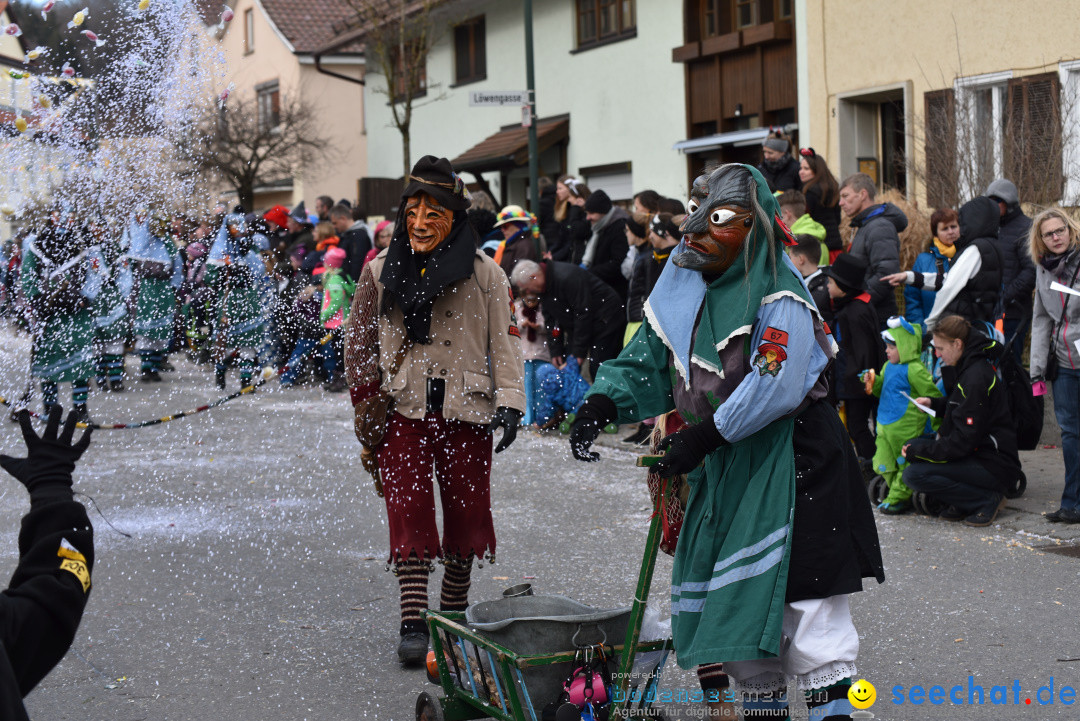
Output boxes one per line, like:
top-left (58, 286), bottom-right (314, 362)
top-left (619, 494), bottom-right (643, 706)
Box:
top-left (401, 155), bottom-right (471, 212)
top-left (821, 253), bottom-right (868, 292)
top-left (584, 189), bottom-right (613, 215)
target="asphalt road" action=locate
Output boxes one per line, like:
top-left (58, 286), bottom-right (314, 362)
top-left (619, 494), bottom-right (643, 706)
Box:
top-left (1, 327), bottom-right (1079, 721)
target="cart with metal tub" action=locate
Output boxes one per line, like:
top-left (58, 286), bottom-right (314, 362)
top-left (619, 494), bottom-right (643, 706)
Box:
top-left (416, 456), bottom-right (676, 721)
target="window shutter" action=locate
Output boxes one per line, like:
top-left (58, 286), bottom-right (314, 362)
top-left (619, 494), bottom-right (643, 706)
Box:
top-left (1006, 72), bottom-right (1062, 205)
top-left (924, 88), bottom-right (957, 209)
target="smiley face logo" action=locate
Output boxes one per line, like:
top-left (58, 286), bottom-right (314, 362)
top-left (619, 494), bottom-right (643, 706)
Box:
top-left (848, 679), bottom-right (877, 709)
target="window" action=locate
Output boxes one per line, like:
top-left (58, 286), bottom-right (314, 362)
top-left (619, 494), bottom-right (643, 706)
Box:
top-left (924, 88), bottom-right (958, 208)
top-left (453, 16), bottom-right (486, 86)
top-left (391, 41), bottom-right (426, 102)
top-left (954, 72), bottom-right (1010, 200)
top-left (1060, 61), bottom-right (1080, 203)
top-left (777, 0), bottom-right (793, 19)
top-left (575, 0), bottom-right (635, 49)
top-left (256, 81), bottom-right (280, 132)
top-left (734, 0), bottom-right (757, 29)
top-left (244, 8), bottom-right (254, 54)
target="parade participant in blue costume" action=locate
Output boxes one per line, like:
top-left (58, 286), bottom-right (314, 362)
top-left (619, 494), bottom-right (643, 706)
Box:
top-left (126, 214), bottom-right (182, 382)
top-left (569, 164), bottom-right (884, 720)
top-left (206, 214), bottom-right (272, 390)
top-left (21, 209), bottom-right (96, 421)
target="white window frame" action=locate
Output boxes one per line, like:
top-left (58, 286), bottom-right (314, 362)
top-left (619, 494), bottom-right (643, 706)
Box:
top-left (954, 70), bottom-right (1011, 201)
top-left (1059, 60), bottom-right (1080, 204)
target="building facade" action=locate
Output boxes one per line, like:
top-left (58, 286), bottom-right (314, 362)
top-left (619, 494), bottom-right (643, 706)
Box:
top-left (352, 0), bottom-right (688, 210)
top-left (797, 0), bottom-right (1080, 209)
top-left (211, 0), bottom-right (366, 212)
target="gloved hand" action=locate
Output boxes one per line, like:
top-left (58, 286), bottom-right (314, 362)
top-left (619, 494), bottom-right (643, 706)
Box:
top-left (569, 395), bottom-right (617, 462)
top-left (488, 406), bottom-right (524, 453)
top-left (653, 419), bottom-right (726, 478)
top-left (0, 406), bottom-right (92, 501)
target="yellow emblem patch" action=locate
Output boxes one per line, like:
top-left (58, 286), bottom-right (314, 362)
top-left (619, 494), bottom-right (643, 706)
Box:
top-left (59, 558), bottom-right (91, 593)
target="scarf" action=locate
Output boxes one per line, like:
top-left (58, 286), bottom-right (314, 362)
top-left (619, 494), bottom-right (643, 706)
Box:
top-left (379, 213), bottom-right (479, 343)
top-left (933, 237), bottom-right (956, 258)
top-left (521, 303), bottom-right (539, 342)
top-left (1040, 249), bottom-right (1072, 274)
top-left (581, 206), bottom-right (618, 268)
top-left (316, 236), bottom-right (340, 252)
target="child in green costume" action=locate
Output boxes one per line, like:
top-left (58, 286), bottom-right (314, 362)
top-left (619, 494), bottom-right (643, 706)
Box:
top-left (863, 316), bottom-right (942, 514)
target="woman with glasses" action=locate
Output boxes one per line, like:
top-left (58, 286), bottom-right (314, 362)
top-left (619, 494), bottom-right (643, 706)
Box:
top-left (798, 147), bottom-right (843, 263)
top-left (1030, 208), bottom-right (1080, 523)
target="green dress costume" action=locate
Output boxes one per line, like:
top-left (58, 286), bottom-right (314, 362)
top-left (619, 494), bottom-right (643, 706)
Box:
top-left (22, 243), bottom-right (95, 384)
top-left (868, 318), bottom-right (943, 506)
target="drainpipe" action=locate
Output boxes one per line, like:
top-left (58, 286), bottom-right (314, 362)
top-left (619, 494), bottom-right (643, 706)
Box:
top-left (313, 53), bottom-right (366, 87)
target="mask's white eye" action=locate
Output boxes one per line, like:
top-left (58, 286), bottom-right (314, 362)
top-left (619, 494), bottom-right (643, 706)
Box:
top-left (711, 209), bottom-right (735, 225)
top-left (687, 199), bottom-right (699, 214)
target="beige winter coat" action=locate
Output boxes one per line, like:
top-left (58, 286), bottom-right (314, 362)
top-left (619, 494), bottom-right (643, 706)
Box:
top-left (344, 248), bottom-right (525, 425)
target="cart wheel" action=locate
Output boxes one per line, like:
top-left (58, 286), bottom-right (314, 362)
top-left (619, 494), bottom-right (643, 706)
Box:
top-left (416, 691), bottom-right (445, 721)
top-left (1005, 474), bottom-right (1027, 499)
top-left (867, 475), bottom-right (888, 504)
top-left (913, 492), bottom-right (944, 516)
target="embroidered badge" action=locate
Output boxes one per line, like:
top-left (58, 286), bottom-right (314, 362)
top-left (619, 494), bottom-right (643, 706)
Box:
top-left (763, 327), bottom-right (789, 346)
top-left (753, 342), bottom-right (787, 377)
top-left (508, 325), bottom-right (520, 338)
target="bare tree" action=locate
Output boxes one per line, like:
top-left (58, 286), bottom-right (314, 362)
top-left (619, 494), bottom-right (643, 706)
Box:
top-left (180, 92), bottom-right (329, 211)
top-left (343, 0), bottom-right (448, 180)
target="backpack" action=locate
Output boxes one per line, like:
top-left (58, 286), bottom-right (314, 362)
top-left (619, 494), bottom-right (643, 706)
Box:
top-left (997, 316), bottom-right (1043, 452)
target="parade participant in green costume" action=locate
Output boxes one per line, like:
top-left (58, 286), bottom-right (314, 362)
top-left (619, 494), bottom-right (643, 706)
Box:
top-left (205, 214), bottom-right (269, 390)
top-left (863, 316), bottom-right (943, 514)
top-left (85, 220), bottom-right (131, 392)
top-left (127, 215), bottom-right (181, 383)
top-left (21, 210), bottom-right (95, 421)
top-left (570, 164), bottom-right (884, 720)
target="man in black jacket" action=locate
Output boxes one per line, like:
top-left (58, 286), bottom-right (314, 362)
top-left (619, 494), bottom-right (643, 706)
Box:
top-left (1, 406), bottom-right (94, 721)
top-left (839, 173), bottom-right (906, 326)
top-left (986, 178), bottom-right (1035, 362)
top-left (511, 259), bottom-right (625, 379)
top-left (330, 204), bottom-right (371, 283)
top-left (581, 189), bottom-right (630, 299)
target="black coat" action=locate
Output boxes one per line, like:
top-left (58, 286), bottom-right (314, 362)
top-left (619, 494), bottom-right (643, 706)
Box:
top-left (562, 205), bottom-right (592, 265)
top-left (541, 261), bottom-right (624, 359)
top-left (339, 225), bottom-right (373, 282)
top-left (757, 154), bottom-right (801, 193)
top-left (831, 291), bottom-right (884, 399)
top-left (1, 485), bottom-right (94, 721)
top-left (995, 205), bottom-right (1036, 319)
top-left (807, 271), bottom-right (833, 325)
top-left (585, 210), bottom-right (629, 298)
top-left (906, 330), bottom-right (1023, 489)
top-left (625, 248), bottom-right (655, 323)
top-left (946, 196), bottom-right (1003, 325)
top-left (848, 203), bottom-right (907, 322)
top-left (803, 183), bottom-right (843, 252)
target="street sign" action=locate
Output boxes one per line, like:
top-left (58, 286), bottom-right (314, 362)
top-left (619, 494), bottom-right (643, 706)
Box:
top-left (469, 90), bottom-right (529, 107)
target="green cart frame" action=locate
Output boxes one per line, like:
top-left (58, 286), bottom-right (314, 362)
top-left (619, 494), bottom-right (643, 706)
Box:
top-left (417, 492), bottom-right (674, 721)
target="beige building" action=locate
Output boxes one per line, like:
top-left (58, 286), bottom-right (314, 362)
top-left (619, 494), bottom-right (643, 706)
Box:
top-left (209, 0), bottom-right (365, 212)
top-left (797, 0), bottom-right (1080, 210)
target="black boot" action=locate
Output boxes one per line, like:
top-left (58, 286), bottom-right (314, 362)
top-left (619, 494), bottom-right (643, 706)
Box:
top-left (215, 368), bottom-right (227, 389)
top-left (397, 622), bottom-right (429, 666)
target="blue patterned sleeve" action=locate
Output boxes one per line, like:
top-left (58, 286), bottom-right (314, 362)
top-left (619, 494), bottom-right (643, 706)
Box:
top-left (714, 295), bottom-right (827, 442)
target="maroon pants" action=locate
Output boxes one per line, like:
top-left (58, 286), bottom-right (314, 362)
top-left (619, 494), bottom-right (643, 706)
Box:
top-left (377, 412), bottom-right (495, 564)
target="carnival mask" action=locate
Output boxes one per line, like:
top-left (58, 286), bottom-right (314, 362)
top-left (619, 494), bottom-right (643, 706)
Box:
top-left (405, 192), bottom-right (453, 254)
top-left (675, 165), bottom-right (757, 275)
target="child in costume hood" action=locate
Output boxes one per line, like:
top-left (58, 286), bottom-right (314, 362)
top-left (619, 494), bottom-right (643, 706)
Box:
top-left (864, 316), bottom-right (942, 513)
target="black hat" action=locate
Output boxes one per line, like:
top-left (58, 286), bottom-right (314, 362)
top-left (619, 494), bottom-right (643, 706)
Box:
top-left (338, 198), bottom-right (352, 208)
top-left (821, 253), bottom-right (868, 292)
top-left (401, 155), bottom-right (471, 212)
top-left (626, 216), bottom-right (647, 238)
top-left (290, 201), bottom-right (307, 221)
top-left (584, 189), bottom-right (613, 215)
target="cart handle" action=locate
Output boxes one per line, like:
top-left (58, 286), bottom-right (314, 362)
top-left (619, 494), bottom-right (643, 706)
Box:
top-left (571, 623), bottom-right (607, 648)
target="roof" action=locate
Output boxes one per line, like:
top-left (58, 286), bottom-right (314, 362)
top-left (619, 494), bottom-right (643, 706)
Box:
top-left (452, 115), bottom-right (570, 174)
top-left (259, 0), bottom-right (364, 55)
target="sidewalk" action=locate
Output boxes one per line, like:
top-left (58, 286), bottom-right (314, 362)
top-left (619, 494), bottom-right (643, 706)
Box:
top-left (592, 422), bottom-right (1080, 546)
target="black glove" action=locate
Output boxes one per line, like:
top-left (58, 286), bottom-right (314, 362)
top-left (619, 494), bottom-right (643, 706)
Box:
top-left (0, 406), bottom-right (92, 503)
top-left (569, 395), bottom-right (617, 462)
top-left (487, 406), bottom-right (523, 454)
top-left (654, 419), bottom-right (726, 478)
